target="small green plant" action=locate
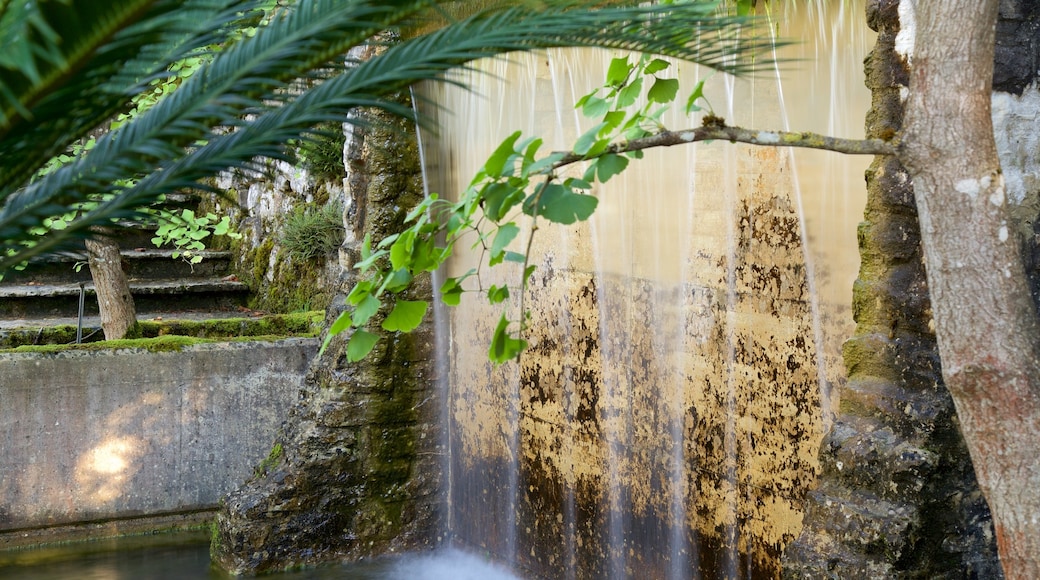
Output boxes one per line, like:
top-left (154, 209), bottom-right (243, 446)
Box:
top-left (297, 123), bottom-right (347, 183)
top-left (281, 202), bottom-right (345, 260)
top-left (254, 442), bottom-right (284, 477)
top-left (151, 208), bottom-right (241, 265)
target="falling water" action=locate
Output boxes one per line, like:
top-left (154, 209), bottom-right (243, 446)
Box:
top-left (416, 1), bottom-right (872, 577)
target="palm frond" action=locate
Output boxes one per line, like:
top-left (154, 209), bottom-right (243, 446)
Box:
top-left (0, 0), bottom-right (435, 249)
top-left (0, 0), bottom-right (268, 191)
top-left (0, 0), bottom-right (772, 270)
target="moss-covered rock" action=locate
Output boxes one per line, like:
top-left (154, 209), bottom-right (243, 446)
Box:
top-left (212, 87), bottom-right (441, 575)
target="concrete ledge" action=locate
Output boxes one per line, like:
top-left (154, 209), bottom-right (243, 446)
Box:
top-left (0, 338), bottom-right (316, 540)
top-left (0, 509), bottom-right (214, 552)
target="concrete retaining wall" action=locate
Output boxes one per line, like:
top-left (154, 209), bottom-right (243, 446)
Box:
top-left (0, 338), bottom-right (315, 540)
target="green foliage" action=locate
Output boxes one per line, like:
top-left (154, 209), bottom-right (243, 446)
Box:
top-left (281, 202), bottom-right (345, 261)
top-left (296, 122), bottom-right (347, 183)
top-left (323, 53), bottom-right (715, 364)
top-left (254, 442), bottom-right (284, 477)
top-left (151, 208), bottom-right (241, 265)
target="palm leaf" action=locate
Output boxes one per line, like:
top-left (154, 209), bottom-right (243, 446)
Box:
top-left (0, 0), bottom-right (772, 270)
top-left (0, 0), bottom-right (268, 192)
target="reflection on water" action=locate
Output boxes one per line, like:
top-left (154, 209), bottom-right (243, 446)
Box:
top-left (0, 534), bottom-right (521, 580)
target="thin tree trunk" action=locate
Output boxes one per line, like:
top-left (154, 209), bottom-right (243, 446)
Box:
top-left (901, 0), bottom-right (1040, 576)
top-left (85, 233), bottom-right (138, 340)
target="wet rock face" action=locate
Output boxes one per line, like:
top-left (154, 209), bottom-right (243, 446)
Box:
top-left (211, 97), bottom-right (441, 575)
top-left (783, 0), bottom-right (1007, 577)
top-left (995, 0), bottom-right (1040, 95)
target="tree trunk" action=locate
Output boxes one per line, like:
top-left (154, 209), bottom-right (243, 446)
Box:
top-left (85, 234), bottom-right (138, 340)
top-left (901, 0), bottom-right (1040, 576)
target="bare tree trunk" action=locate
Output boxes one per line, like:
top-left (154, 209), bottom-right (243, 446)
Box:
top-left (85, 234), bottom-right (138, 340)
top-left (901, 0), bottom-right (1040, 576)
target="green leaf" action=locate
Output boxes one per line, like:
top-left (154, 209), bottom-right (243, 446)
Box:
top-left (523, 184), bottom-right (599, 225)
top-left (483, 182), bottom-right (525, 221)
top-left (319, 311), bottom-right (352, 356)
top-left (596, 153), bottom-right (629, 183)
top-left (574, 122), bottom-right (608, 156)
top-left (523, 265), bottom-right (537, 286)
top-left (581, 95), bottom-right (609, 118)
top-left (488, 315), bottom-right (528, 364)
top-left (485, 131), bottom-right (522, 177)
top-left (347, 280), bottom-right (374, 305)
top-left (504, 251), bottom-right (526, 263)
top-left (352, 294), bottom-right (381, 326)
top-left (606, 56), bottom-right (632, 86)
top-left (382, 300), bottom-right (428, 332)
top-left (404, 194), bottom-right (435, 223)
top-left (617, 77), bottom-right (643, 107)
top-left (685, 79), bottom-right (708, 114)
top-left (389, 230), bottom-right (416, 270)
top-left (601, 110), bottom-right (626, 133)
top-left (439, 277), bottom-right (464, 306)
top-left (487, 284), bottom-right (510, 304)
top-left (490, 222), bottom-right (520, 258)
top-left (521, 137), bottom-right (543, 167)
top-left (648, 78), bottom-right (679, 104)
top-left (377, 233), bottom-right (400, 249)
top-left (410, 235), bottom-right (442, 272)
top-left (523, 152), bottom-right (565, 178)
top-left (644, 58), bottom-right (671, 75)
top-left (346, 330), bottom-right (380, 362)
top-left (360, 233), bottom-right (374, 260)
top-left (213, 218), bottom-right (230, 236)
top-left (380, 268), bottom-right (413, 294)
top-left (574, 91), bottom-right (594, 109)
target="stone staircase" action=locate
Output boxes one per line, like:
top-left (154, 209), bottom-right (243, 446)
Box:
top-left (0, 199), bottom-right (250, 334)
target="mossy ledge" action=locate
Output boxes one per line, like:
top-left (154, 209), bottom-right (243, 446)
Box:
top-left (0, 311), bottom-right (323, 352)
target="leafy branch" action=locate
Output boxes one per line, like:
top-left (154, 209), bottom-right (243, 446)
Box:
top-left (324, 54), bottom-right (895, 364)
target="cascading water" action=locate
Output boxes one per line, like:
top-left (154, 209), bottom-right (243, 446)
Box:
top-left (417, 1), bottom-right (872, 577)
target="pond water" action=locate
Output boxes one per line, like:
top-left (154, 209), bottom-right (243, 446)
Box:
top-left (0, 532), bottom-right (521, 580)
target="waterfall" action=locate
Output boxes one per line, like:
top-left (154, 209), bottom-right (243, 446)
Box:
top-left (416, 1), bottom-right (872, 576)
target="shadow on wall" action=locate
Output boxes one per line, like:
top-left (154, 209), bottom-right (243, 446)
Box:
top-left (0, 340), bottom-right (314, 533)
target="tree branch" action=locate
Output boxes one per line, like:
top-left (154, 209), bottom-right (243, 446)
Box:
top-left (553, 121), bottom-right (896, 169)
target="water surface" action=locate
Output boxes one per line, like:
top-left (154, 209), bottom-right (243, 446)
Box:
top-left (0, 533), bottom-right (520, 580)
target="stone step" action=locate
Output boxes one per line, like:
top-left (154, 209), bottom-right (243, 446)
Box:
top-left (0, 278), bottom-right (249, 319)
top-left (2, 249), bottom-right (233, 286)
